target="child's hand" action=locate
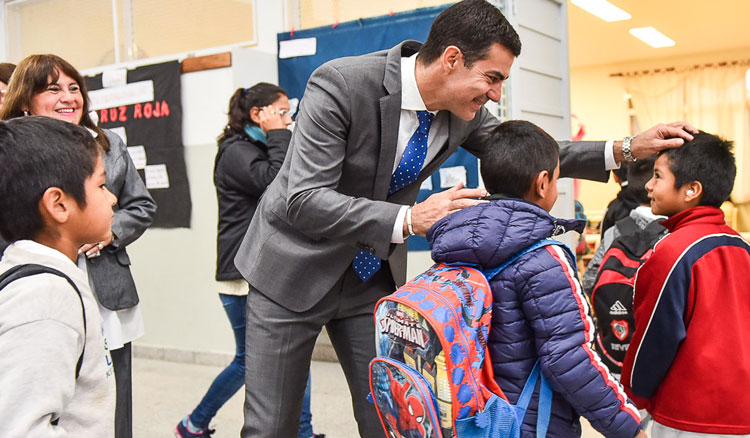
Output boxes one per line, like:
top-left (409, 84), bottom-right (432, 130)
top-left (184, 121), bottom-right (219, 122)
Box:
top-left (635, 429), bottom-right (648, 438)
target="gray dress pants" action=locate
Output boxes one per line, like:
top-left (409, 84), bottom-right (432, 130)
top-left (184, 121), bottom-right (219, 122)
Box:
top-left (241, 265), bottom-right (395, 438)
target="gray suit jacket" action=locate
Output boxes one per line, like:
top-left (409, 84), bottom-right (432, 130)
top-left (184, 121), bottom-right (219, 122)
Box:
top-left (86, 130), bottom-right (156, 310)
top-left (235, 41), bottom-right (608, 312)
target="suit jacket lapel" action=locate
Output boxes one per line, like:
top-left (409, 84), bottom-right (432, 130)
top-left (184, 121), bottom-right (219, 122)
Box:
top-left (419, 112), bottom-right (463, 179)
top-left (375, 93), bottom-right (400, 200)
top-left (374, 41), bottom-right (422, 200)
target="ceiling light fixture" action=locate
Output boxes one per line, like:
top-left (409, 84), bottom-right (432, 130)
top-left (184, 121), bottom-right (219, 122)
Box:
top-left (571, 0), bottom-right (631, 22)
top-left (629, 27), bottom-right (676, 48)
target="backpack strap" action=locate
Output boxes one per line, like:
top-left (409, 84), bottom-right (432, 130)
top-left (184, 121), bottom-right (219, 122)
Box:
top-left (483, 238), bottom-right (575, 281)
top-left (0, 264), bottom-right (86, 378)
top-left (483, 240), bottom-right (569, 436)
top-left (514, 359), bottom-right (553, 438)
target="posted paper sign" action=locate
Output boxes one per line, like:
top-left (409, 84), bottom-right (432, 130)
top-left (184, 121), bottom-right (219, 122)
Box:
top-left (279, 37), bottom-right (317, 59)
top-left (439, 166), bottom-right (467, 188)
top-left (145, 164), bottom-right (169, 189)
top-left (126, 146), bottom-right (147, 169)
top-left (102, 69), bottom-right (128, 88)
top-left (88, 80), bottom-right (154, 111)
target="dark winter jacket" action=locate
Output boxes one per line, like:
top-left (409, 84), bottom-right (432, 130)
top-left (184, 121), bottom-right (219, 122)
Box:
top-left (214, 129), bottom-right (291, 281)
top-left (428, 199), bottom-right (642, 438)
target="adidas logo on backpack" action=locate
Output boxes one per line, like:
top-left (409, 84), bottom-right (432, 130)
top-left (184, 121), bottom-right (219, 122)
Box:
top-left (609, 300), bottom-right (628, 316)
top-left (369, 239), bottom-right (564, 438)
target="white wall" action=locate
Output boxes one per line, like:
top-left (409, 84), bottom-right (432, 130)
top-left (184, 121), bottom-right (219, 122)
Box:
top-left (129, 2), bottom-right (286, 358)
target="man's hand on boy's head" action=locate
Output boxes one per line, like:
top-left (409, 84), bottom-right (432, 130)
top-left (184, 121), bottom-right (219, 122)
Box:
top-left (407, 183), bottom-right (488, 237)
top-left (632, 121), bottom-right (698, 158)
top-left (616, 121), bottom-right (699, 162)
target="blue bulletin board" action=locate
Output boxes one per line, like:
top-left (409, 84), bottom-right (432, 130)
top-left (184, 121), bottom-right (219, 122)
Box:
top-left (277, 3), bottom-right (479, 251)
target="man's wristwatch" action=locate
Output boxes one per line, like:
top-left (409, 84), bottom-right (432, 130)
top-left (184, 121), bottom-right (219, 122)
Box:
top-left (406, 206), bottom-right (416, 237)
top-left (622, 136), bottom-right (637, 162)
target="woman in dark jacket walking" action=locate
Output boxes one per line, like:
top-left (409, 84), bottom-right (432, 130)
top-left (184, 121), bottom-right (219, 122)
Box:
top-left (176, 84), bottom-right (322, 438)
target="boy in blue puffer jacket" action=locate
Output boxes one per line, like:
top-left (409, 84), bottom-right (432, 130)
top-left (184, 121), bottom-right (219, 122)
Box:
top-left (427, 120), bottom-right (646, 438)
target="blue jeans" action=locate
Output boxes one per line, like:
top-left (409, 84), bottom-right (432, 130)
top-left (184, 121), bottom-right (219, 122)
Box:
top-left (190, 294), bottom-right (315, 436)
top-left (298, 373), bottom-right (313, 438)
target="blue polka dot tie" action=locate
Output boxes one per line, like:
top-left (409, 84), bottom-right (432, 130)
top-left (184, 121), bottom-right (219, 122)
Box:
top-left (352, 110), bottom-right (435, 282)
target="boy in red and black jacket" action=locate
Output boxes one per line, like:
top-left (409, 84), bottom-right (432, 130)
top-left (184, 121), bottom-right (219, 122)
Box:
top-left (622, 132), bottom-right (750, 437)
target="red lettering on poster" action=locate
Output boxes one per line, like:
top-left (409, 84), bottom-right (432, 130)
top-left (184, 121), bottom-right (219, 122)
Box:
top-left (160, 100), bottom-right (170, 117)
top-left (118, 106), bottom-right (127, 122)
top-left (144, 102), bottom-right (152, 119)
top-left (99, 108), bottom-right (109, 123)
top-left (109, 108), bottom-right (118, 122)
top-left (133, 103), bottom-right (142, 119)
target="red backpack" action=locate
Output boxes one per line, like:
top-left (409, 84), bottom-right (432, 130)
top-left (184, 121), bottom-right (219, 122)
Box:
top-left (591, 217), bottom-right (666, 375)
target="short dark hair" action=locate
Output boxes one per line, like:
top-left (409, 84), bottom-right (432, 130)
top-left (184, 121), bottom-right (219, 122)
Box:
top-left (217, 82), bottom-right (287, 145)
top-left (0, 116), bottom-right (100, 242)
top-left (659, 131), bottom-right (735, 208)
top-left (481, 120), bottom-right (559, 197)
top-left (418, 0), bottom-right (521, 68)
top-left (625, 155), bottom-right (657, 205)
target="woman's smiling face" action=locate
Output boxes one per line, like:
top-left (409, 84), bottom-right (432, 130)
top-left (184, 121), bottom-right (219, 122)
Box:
top-left (28, 69), bottom-right (83, 125)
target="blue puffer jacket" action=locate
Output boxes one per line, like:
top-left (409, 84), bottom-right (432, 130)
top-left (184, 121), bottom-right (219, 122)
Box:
top-left (428, 199), bottom-right (641, 438)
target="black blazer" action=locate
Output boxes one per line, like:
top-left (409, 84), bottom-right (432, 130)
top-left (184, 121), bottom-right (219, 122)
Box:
top-left (214, 129), bottom-right (290, 281)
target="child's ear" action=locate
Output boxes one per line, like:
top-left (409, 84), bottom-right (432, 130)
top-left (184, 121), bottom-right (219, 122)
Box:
top-left (685, 181), bottom-right (703, 203)
top-left (535, 170), bottom-right (550, 199)
top-left (38, 187), bottom-right (71, 225)
top-left (249, 107), bottom-right (261, 125)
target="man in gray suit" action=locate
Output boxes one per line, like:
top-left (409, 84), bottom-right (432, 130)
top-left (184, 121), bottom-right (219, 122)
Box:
top-left (235, 1), bottom-right (695, 436)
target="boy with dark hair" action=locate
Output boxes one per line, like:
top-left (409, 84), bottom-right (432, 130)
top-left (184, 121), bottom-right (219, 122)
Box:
top-left (622, 132), bottom-right (750, 437)
top-left (0, 116), bottom-right (116, 436)
top-left (428, 120), bottom-right (644, 438)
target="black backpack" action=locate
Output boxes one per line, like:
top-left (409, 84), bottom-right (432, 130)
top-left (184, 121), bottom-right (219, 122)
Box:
top-left (0, 264), bottom-right (86, 378)
top-left (590, 216), bottom-right (666, 375)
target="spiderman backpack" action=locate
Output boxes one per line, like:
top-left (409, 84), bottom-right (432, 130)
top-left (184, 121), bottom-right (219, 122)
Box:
top-left (369, 239), bottom-right (566, 438)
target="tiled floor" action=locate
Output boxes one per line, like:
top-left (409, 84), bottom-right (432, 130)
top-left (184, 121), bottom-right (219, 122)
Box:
top-left (133, 357), bottom-right (605, 438)
top-left (133, 357), bottom-right (357, 438)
